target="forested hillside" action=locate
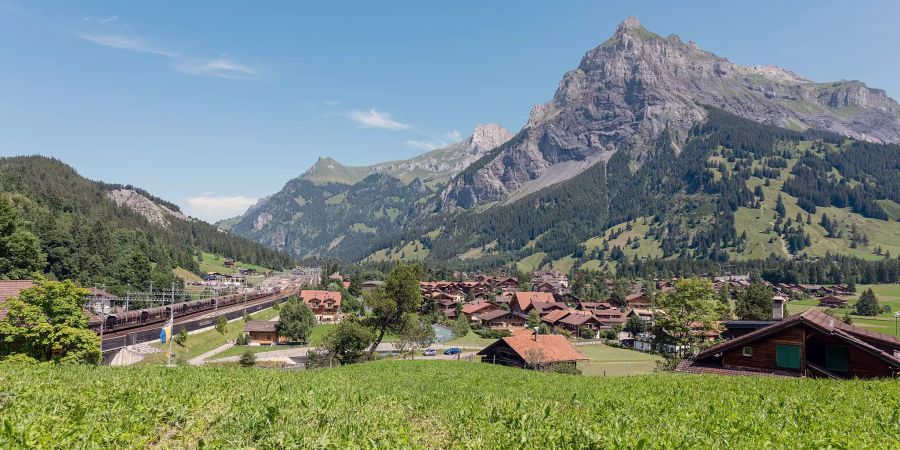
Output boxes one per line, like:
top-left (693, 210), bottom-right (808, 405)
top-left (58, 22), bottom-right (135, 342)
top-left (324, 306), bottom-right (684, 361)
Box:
top-left (226, 173), bottom-right (425, 261)
top-left (368, 109), bottom-right (900, 276)
top-left (0, 156), bottom-right (292, 292)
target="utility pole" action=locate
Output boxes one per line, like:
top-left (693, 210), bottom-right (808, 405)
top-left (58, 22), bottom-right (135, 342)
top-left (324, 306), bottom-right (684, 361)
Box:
top-left (166, 282), bottom-right (176, 367)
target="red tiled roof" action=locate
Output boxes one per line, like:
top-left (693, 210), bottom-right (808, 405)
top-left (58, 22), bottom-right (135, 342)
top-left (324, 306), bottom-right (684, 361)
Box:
top-left (541, 309), bottom-right (572, 325)
top-left (0, 280), bottom-right (35, 321)
top-left (461, 301), bottom-right (496, 315)
top-left (0, 280), bottom-right (35, 302)
top-left (558, 312), bottom-right (607, 327)
top-left (477, 333), bottom-right (587, 364)
top-left (513, 292), bottom-right (554, 311)
top-left (300, 290), bottom-right (342, 307)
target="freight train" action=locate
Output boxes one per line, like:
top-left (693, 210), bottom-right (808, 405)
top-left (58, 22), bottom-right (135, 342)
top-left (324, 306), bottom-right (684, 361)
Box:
top-left (88, 288), bottom-right (281, 333)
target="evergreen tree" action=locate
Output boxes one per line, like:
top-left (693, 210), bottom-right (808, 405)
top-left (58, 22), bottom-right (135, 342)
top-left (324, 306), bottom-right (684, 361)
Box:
top-left (855, 288), bottom-right (879, 316)
top-left (0, 195), bottom-right (46, 280)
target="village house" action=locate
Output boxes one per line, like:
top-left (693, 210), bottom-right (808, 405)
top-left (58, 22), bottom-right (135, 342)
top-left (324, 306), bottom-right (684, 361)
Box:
top-left (434, 297), bottom-right (459, 319)
top-left (623, 292), bottom-right (652, 309)
top-left (540, 309), bottom-right (574, 327)
top-left (301, 290), bottom-right (342, 323)
top-left (361, 280), bottom-right (384, 292)
top-left (593, 308), bottom-right (627, 326)
top-left (625, 308), bottom-right (654, 323)
top-left (578, 301), bottom-right (615, 313)
top-left (680, 309), bottom-right (900, 378)
top-left (476, 310), bottom-right (528, 330)
top-left (530, 270), bottom-right (569, 295)
top-left (530, 301), bottom-right (568, 316)
top-left (244, 320), bottom-right (280, 345)
top-left (511, 291), bottom-right (555, 313)
top-left (557, 312), bottom-right (608, 338)
top-left (476, 332), bottom-right (587, 371)
top-left (818, 294), bottom-right (849, 308)
top-left (461, 301), bottom-right (500, 322)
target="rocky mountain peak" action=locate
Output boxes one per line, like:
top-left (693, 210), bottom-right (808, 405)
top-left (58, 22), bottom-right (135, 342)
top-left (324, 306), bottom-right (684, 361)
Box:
top-left (617, 16), bottom-right (642, 32)
top-left (444, 17), bottom-right (900, 209)
top-left (470, 123), bottom-right (513, 151)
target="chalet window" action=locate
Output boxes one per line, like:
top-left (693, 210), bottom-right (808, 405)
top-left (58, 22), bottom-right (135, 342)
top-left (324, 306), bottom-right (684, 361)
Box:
top-left (826, 345), bottom-right (848, 372)
top-left (776, 344), bottom-right (801, 369)
top-left (742, 347), bottom-right (752, 357)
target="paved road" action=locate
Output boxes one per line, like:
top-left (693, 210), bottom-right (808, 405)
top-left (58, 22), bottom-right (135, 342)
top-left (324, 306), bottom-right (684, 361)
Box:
top-left (207, 343), bottom-right (482, 364)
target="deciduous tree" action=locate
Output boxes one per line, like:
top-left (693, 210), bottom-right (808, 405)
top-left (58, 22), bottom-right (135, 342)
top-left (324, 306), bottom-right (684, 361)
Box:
top-left (365, 263), bottom-right (422, 357)
top-left (0, 279), bottom-right (100, 364)
top-left (735, 282), bottom-right (774, 320)
top-left (278, 296), bottom-right (316, 343)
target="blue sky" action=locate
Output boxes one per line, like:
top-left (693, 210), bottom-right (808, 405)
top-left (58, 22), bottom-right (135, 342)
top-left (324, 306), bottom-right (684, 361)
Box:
top-left (1, 1), bottom-right (898, 221)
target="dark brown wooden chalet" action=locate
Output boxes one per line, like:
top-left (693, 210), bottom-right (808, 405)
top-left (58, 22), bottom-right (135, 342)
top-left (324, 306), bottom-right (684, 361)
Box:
top-left (681, 309), bottom-right (900, 379)
top-left (245, 321), bottom-right (280, 345)
top-left (818, 295), bottom-right (849, 308)
top-left (557, 312), bottom-right (609, 337)
top-left (477, 310), bottom-right (528, 329)
top-left (624, 293), bottom-right (651, 309)
top-left (476, 332), bottom-right (587, 370)
top-left (461, 301), bottom-right (500, 321)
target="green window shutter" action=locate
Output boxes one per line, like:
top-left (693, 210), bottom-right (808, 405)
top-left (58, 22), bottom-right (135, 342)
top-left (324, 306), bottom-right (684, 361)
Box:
top-left (776, 344), bottom-right (801, 369)
top-left (826, 346), bottom-right (848, 372)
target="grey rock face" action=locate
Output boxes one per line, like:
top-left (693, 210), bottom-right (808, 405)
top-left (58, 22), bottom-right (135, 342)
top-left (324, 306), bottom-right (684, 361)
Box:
top-left (443, 17), bottom-right (900, 208)
top-left (106, 188), bottom-right (192, 227)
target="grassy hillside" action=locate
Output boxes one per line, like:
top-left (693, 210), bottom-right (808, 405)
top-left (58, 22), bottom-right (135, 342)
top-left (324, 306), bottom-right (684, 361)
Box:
top-left (2, 361), bottom-right (898, 448)
top-left (785, 283), bottom-right (900, 338)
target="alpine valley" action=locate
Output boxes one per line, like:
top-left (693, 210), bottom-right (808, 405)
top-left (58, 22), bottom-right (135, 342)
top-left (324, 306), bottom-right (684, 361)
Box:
top-left (221, 18), bottom-right (900, 272)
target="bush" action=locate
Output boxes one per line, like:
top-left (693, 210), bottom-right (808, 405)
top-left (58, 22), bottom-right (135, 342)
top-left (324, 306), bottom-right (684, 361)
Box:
top-left (235, 333), bottom-right (250, 345)
top-left (578, 327), bottom-right (596, 339)
top-left (239, 351), bottom-right (256, 367)
top-left (473, 328), bottom-right (511, 339)
top-left (547, 362), bottom-right (581, 375)
top-left (174, 327), bottom-right (188, 346)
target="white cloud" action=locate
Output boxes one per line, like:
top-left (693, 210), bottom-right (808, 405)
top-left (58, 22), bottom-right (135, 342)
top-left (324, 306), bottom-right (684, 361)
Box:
top-left (404, 139), bottom-right (448, 151)
top-left (84, 15), bottom-right (119, 24)
top-left (322, 100), bottom-right (340, 107)
top-left (175, 57), bottom-right (261, 80)
top-left (345, 109), bottom-right (410, 130)
top-left (185, 195), bottom-right (258, 222)
top-left (445, 130), bottom-right (462, 141)
top-left (79, 31), bottom-right (260, 80)
top-left (79, 33), bottom-right (177, 57)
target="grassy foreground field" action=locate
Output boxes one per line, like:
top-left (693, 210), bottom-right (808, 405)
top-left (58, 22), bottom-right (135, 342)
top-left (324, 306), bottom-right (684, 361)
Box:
top-left (2, 361), bottom-right (899, 448)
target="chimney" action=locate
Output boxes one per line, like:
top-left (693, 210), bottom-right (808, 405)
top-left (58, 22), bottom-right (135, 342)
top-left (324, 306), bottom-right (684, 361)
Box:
top-left (772, 295), bottom-right (786, 321)
top-left (533, 327), bottom-right (539, 341)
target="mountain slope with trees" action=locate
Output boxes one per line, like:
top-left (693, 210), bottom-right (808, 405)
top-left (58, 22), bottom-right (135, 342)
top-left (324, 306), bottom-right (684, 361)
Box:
top-left (0, 156), bottom-right (292, 292)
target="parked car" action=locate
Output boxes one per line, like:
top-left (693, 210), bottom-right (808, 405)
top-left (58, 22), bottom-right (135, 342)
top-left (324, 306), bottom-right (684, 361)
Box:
top-left (422, 348), bottom-right (437, 356)
top-left (443, 347), bottom-right (461, 355)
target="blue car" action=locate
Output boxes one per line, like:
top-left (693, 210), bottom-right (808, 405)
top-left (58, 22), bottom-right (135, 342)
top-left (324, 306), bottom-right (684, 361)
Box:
top-left (443, 347), bottom-right (461, 355)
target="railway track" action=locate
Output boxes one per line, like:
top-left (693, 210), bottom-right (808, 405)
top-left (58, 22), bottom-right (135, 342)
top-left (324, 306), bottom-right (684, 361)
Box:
top-left (100, 286), bottom-right (298, 352)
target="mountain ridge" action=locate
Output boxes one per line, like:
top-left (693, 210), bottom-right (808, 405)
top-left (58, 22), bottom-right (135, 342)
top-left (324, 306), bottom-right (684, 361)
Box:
top-left (224, 17), bottom-right (900, 268)
top-left (440, 17), bottom-right (900, 209)
top-left (299, 123), bottom-right (513, 188)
